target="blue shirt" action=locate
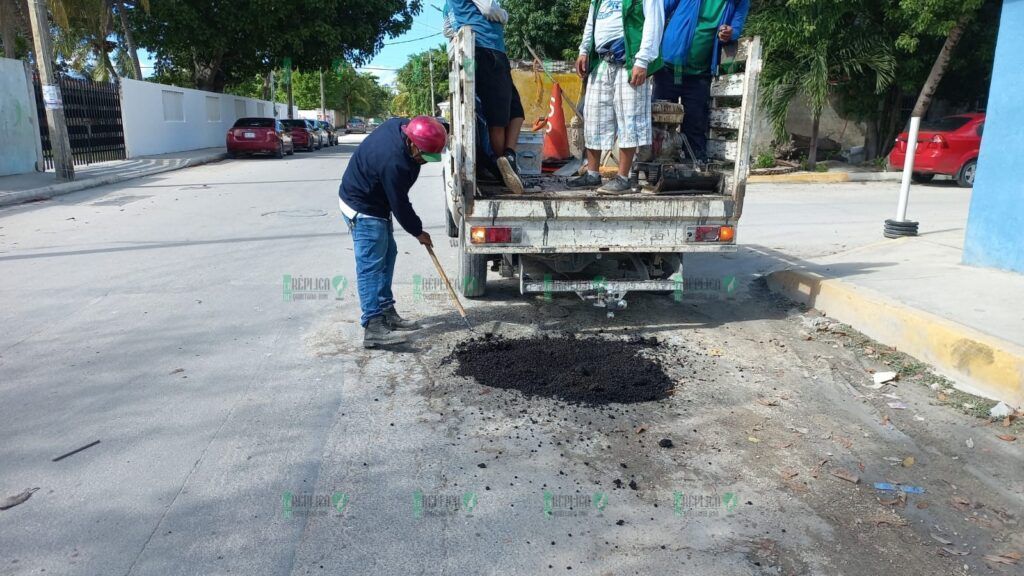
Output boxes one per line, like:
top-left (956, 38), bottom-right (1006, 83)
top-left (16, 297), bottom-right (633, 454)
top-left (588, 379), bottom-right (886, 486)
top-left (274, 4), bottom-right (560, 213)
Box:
top-left (445, 0), bottom-right (506, 53)
top-left (661, 0), bottom-right (749, 72)
top-left (338, 118), bottom-right (423, 236)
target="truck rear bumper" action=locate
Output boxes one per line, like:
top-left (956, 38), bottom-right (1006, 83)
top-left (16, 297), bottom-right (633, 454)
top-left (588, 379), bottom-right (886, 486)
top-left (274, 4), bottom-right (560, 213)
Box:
top-left (462, 217), bottom-right (738, 254)
top-left (461, 195), bottom-right (737, 254)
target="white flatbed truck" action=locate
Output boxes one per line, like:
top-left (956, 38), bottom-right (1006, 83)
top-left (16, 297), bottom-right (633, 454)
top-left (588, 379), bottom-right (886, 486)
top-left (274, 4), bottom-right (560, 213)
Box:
top-left (442, 28), bottom-right (763, 312)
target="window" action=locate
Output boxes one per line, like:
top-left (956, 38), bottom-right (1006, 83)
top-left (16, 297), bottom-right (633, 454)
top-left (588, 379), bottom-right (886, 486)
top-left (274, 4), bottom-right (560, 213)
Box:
top-left (232, 118), bottom-right (275, 128)
top-left (205, 96), bottom-right (221, 122)
top-left (920, 116), bottom-right (971, 132)
top-left (234, 99), bottom-right (247, 118)
top-left (161, 90), bottom-right (185, 122)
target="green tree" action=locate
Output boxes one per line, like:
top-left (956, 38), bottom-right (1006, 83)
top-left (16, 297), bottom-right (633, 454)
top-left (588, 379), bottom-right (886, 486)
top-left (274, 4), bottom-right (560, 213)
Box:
top-left (748, 0), bottom-right (896, 169)
top-left (503, 0), bottom-right (588, 60)
top-left (131, 0), bottom-right (419, 92)
top-left (393, 46), bottom-right (447, 116)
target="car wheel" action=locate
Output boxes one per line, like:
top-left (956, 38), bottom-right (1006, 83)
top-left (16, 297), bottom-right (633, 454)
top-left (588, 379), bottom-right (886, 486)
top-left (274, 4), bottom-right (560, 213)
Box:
top-left (911, 172), bottom-right (934, 184)
top-left (275, 143), bottom-right (284, 159)
top-left (956, 160), bottom-right (977, 188)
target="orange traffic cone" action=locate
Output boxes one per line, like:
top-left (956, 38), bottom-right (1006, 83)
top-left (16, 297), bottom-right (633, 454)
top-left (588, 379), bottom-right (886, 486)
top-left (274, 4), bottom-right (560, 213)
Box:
top-left (542, 83), bottom-right (570, 161)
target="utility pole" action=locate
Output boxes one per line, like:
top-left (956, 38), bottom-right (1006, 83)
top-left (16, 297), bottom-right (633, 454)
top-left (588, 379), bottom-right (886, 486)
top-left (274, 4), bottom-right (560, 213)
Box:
top-left (27, 0), bottom-right (74, 181)
top-left (319, 68), bottom-right (325, 121)
top-left (428, 53), bottom-right (436, 115)
top-left (284, 57), bottom-right (293, 119)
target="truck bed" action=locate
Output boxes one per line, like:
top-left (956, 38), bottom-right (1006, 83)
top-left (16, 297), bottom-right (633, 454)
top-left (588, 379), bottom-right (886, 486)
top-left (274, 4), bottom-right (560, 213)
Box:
top-left (479, 173), bottom-right (730, 200)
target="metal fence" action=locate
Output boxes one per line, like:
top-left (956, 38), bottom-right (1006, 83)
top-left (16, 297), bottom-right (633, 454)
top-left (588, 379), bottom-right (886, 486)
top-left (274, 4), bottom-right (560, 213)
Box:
top-left (33, 73), bottom-right (126, 170)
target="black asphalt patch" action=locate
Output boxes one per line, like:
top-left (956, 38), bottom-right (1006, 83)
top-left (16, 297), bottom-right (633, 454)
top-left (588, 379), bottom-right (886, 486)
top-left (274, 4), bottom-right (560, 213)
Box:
top-left (449, 333), bottom-right (674, 405)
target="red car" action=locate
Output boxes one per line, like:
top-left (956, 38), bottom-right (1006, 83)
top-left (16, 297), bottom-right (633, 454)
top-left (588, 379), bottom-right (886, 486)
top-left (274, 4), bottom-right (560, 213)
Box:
top-left (889, 113), bottom-right (984, 187)
top-left (281, 119), bottom-right (320, 152)
top-left (227, 117), bottom-right (294, 158)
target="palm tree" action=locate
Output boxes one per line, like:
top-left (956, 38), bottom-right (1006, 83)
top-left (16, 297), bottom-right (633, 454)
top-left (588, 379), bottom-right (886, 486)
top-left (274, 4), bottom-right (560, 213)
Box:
top-left (749, 0), bottom-right (896, 170)
top-left (48, 0), bottom-right (149, 81)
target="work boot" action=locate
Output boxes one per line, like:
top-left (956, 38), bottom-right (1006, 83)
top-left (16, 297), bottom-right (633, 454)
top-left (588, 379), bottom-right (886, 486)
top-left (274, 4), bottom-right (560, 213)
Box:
top-left (363, 316), bottom-right (408, 348)
top-left (383, 307), bottom-right (421, 331)
top-left (566, 172), bottom-right (602, 188)
top-left (597, 175), bottom-right (634, 195)
top-left (496, 152), bottom-right (525, 195)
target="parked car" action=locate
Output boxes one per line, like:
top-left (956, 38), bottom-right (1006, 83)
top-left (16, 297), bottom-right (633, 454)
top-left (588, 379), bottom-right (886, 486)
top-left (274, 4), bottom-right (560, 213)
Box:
top-left (318, 121), bottom-right (337, 146)
top-left (345, 117), bottom-right (367, 134)
top-left (226, 117), bottom-right (294, 159)
top-left (308, 120), bottom-right (329, 148)
top-left (889, 113), bottom-right (984, 187)
top-left (367, 118), bottom-right (381, 131)
top-left (281, 119), bottom-right (320, 152)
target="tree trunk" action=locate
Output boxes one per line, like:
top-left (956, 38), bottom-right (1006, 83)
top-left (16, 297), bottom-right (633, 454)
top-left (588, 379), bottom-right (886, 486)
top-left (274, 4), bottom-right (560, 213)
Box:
top-left (1, 0), bottom-right (17, 58)
top-left (807, 113), bottom-right (821, 170)
top-left (911, 14), bottom-right (971, 118)
top-left (864, 118), bottom-right (878, 161)
top-left (114, 0), bottom-right (142, 80)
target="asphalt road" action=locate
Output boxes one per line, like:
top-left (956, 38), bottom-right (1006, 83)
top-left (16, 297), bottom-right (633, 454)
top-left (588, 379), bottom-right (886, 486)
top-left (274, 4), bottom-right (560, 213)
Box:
top-left (1, 136), bottom-right (1019, 575)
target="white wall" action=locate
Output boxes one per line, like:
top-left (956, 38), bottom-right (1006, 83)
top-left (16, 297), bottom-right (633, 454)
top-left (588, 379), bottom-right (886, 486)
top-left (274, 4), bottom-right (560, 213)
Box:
top-left (120, 78), bottom-right (289, 158)
top-left (0, 57), bottom-right (43, 176)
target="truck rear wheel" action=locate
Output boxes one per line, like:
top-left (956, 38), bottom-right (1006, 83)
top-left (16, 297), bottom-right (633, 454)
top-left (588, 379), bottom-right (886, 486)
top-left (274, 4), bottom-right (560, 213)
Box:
top-left (459, 249), bottom-right (487, 298)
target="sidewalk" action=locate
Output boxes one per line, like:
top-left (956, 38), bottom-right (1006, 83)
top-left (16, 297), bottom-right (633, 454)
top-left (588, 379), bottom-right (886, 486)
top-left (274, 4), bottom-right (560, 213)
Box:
top-left (0, 147), bottom-right (227, 208)
top-left (742, 182), bottom-right (1024, 406)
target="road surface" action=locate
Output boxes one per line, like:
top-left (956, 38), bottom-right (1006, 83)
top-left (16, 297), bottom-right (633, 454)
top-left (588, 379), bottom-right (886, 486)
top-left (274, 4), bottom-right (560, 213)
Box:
top-left (0, 136), bottom-right (1020, 575)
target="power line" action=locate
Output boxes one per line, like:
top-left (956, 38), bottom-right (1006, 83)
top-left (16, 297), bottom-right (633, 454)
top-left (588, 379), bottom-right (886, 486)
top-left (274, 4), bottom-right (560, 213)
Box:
top-left (383, 32), bottom-right (441, 46)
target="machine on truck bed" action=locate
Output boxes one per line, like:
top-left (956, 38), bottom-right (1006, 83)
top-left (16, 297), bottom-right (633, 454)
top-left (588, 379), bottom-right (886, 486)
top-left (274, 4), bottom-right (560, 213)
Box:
top-left (442, 27), bottom-right (762, 313)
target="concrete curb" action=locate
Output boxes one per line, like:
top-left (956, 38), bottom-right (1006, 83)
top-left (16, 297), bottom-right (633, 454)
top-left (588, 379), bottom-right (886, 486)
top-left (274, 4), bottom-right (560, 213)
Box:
top-left (0, 151), bottom-right (227, 208)
top-left (749, 171), bottom-right (901, 184)
top-left (767, 268), bottom-right (1024, 408)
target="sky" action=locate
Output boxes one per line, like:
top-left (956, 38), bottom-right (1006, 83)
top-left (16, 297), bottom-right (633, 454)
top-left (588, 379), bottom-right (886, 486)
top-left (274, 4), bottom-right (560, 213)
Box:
top-left (357, 2), bottom-right (448, 88)
top-left (138, 2), bottom-right (446, 90)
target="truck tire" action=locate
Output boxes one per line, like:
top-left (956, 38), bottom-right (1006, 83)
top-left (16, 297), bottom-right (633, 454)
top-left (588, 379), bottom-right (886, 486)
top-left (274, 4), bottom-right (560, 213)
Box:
top-left (459, 249), bottom-right (487, 298)
top-left (445, 205), bottom-right (458, 238)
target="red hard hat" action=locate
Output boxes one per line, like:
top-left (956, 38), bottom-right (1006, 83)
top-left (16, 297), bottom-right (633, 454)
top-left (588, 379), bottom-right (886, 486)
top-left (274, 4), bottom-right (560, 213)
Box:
top-left (402, 116), bottom-right (447, 154)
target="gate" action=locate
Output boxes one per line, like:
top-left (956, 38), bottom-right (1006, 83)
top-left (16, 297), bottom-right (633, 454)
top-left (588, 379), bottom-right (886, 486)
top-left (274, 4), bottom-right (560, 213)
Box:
top-left (33, 73), bottom-right (126, 169)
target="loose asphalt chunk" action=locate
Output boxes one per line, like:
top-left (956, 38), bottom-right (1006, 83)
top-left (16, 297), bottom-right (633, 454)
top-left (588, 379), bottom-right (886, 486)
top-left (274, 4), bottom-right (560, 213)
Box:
top-left (448, 333), bottom-right (673, 405)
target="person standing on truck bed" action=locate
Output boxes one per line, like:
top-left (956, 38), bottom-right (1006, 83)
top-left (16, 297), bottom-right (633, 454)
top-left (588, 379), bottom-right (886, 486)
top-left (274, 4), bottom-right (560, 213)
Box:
top-left (568, 0), bottom-right (665, 194)
top-left (654, 0), bottom-right (749, 161)
top-left (338, 116), bottom-right (446, 349)
top-left (443, 0), bottom-right (526, 195)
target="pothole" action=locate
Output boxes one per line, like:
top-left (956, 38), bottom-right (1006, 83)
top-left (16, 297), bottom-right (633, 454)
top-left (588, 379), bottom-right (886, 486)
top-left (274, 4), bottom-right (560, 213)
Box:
top-left (446, 333), bottom-right (674, 405)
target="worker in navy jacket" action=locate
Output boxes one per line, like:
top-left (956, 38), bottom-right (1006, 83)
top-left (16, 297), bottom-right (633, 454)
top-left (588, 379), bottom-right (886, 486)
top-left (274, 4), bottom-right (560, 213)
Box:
top-left (338, 116), bottom-right (447, 348)
top-left (654, 0), bottom-right (749, 161)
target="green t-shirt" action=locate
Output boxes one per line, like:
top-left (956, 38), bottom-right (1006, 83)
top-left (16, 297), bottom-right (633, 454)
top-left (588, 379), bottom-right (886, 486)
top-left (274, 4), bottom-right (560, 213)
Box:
top-left (681, 0), bottom-right (728, 75)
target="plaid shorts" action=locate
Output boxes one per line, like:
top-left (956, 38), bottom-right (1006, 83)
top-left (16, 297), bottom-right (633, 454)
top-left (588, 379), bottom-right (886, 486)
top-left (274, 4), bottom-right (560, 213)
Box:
top-left (583, 60), bottom-right (652, 150)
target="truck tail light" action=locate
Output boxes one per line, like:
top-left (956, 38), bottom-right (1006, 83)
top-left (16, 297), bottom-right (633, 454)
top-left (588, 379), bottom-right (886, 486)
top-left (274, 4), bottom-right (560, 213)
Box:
top-left (470, 226), bottom-right (520, 244)
top-left (687, 225), bottom-right (735, 243)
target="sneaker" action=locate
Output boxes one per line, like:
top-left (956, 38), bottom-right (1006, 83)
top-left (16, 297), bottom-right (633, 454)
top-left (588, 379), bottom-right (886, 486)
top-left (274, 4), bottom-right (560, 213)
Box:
top-left (383, 307), bottom-right (421, 331)
top-left (597, 175), bottom-right (634, 195)
top-left (496, 153), bottom-right (525, 195)
top-left (363, 316), bottom-right (408, 348)
top-left (566, 172), bottom-right (602, 188)
top-left (502, 149), bottom-right (521, 175)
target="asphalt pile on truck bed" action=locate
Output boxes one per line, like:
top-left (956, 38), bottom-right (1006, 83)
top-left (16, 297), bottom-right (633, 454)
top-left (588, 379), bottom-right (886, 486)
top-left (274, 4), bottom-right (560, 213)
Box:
top-left (448, 333), bottom-right (673, 405)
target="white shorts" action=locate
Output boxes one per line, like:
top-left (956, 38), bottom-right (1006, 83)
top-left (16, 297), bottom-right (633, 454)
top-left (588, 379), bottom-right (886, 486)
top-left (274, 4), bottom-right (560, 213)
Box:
top-left (583, 60), bottom-right (652, 150)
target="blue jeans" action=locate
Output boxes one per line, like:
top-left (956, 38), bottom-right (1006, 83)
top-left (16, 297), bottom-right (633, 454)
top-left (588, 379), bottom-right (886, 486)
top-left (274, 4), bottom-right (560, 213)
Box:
top-left (652, 68), bottom-right (712, 161)
top-left (342, 214), bottom-right (397, 327)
